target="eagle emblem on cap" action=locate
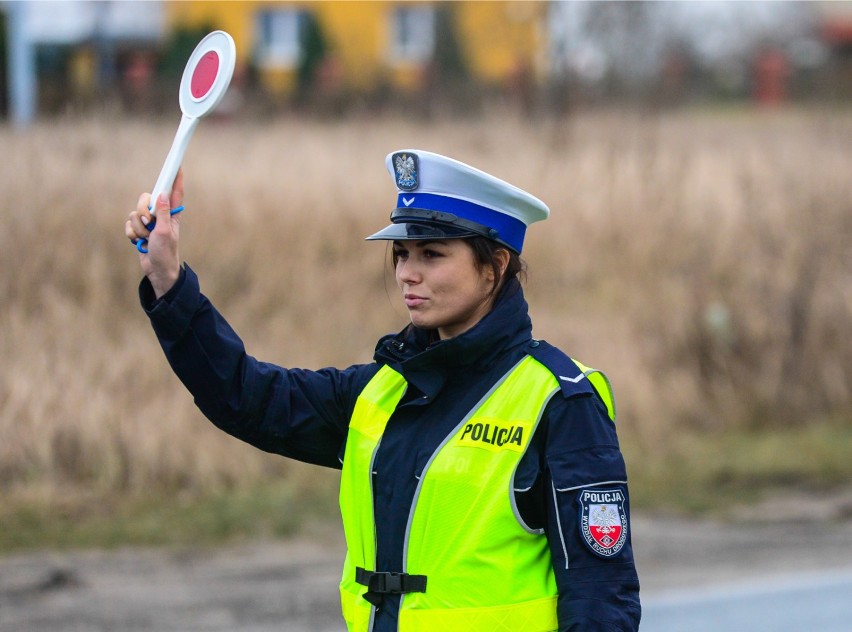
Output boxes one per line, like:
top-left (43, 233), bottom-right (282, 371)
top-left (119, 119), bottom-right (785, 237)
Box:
top-left (393, 152), bottom-right (419, 191)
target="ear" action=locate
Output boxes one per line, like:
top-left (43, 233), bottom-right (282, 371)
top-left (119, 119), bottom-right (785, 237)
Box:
top-left (494, 248), bottom-right (511, 280)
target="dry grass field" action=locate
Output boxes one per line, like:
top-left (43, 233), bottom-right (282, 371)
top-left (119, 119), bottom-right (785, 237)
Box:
top-left (1, 107), bottom-right (850, 545)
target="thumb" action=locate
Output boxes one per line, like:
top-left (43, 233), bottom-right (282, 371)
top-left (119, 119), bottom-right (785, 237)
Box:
top-left (153, 192), bottom-right (172, 232)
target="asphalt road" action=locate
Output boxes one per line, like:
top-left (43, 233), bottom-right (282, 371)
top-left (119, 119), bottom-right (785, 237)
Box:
top-left (642, 568), bottom-right (852, 632)
top-left (1, 513), bottom-right (850, 631)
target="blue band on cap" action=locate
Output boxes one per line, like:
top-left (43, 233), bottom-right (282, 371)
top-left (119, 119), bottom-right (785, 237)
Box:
top-left (395, 193), bottom-right (527, 252)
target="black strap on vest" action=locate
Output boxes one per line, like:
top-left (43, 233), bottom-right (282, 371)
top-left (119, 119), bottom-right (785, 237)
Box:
top-left (355, 567), bottom-right (427, 594)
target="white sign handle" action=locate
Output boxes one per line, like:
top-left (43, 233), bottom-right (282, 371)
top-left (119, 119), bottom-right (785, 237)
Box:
top-left (149, 114), bottom-right (199, 213)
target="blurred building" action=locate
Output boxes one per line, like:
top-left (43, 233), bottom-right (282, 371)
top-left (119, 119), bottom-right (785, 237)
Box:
top-left (5, 0), bottom-right (852, 123)
top-left (1, 0), bottom-right (164, 122)
top-left (2, 0), bottom-right (547, 121)
top-left (166, 1), bottom-right (547, 106)
top-left (816, 0), bottom-right (852, 98)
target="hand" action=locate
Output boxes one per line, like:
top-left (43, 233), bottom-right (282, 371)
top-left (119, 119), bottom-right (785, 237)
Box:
top-left (125, 169), bottom-right (184, 298)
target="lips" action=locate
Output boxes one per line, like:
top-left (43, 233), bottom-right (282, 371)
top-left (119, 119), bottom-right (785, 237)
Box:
top-left (404, 294), bottom-right (427, 308)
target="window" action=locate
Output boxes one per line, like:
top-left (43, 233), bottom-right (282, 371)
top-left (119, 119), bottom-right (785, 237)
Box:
top-left (256, 9), bottom-right (304, 68)
top-left (390, 6), bottom-right (435, 64)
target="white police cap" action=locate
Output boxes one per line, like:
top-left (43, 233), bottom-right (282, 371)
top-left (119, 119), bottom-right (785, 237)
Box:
top-left (365, 149), bottom-right (549, 254)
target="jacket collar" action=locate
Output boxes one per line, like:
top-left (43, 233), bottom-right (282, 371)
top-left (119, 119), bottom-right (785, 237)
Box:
top-left (374, 279), bottom-right (532, 398)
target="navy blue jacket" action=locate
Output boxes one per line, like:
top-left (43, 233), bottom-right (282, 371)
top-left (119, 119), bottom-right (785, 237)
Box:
top-left (141, 265), bottom-right (641, 631)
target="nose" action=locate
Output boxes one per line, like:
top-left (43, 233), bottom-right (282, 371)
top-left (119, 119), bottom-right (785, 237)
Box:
top-left (396, 257), bottom-right (421, 286)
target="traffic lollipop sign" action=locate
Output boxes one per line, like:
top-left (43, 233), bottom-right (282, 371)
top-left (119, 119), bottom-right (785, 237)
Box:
top-left (137, 30), bottom-right (236, 253)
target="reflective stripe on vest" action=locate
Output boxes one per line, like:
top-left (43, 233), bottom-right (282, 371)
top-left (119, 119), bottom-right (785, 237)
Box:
top-left (340, 355), bottom-right (573, 631)
top-left (571, 359), bottom-right (616, 422)
top-left (340, 365), bottom-right (408, 631)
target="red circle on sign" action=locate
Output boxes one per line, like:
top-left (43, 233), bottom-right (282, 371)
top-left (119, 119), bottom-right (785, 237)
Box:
top-left (191, 51), bottom-right (220, 99)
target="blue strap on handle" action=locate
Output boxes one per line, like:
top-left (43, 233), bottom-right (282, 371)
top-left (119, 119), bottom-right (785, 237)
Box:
top-left (135, 206), bottom-right (185, 254)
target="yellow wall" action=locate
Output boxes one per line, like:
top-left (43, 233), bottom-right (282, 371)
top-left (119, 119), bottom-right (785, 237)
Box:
top-left (457, 1), bottom-right (546, 83)
top-left (165, 1), bottom-right (258, 65)
top-left (164, 1), bottom-right (545, 95)
top-left (314, 2), bottom-right (388, 90)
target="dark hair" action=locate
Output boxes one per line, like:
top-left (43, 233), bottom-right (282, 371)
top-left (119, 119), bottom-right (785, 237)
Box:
top-left (467, 236), bottom-right (526, 296)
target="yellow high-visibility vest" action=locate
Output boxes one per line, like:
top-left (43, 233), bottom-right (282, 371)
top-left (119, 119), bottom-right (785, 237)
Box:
top-left (339, 353), bottom-right (614, 631)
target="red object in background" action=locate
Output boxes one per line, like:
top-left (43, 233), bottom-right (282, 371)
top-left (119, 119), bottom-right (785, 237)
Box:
top-left (753, 48), bottom-right (789, 106)
top-left (820, 20), bottom-right (852, 46)
top-left (124, 52), bottom-right (154, 93)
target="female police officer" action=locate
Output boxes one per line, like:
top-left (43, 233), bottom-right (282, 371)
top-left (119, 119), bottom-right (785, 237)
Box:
top-left (125, 150), bottom-right (641, 631)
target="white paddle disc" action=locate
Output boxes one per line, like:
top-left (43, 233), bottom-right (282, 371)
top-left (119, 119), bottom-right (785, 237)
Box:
top-left (179, 30), bottom-right (236, 118)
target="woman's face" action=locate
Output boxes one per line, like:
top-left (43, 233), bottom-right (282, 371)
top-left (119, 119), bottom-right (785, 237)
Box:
top-left (393, 239), bottom-right (498, 340)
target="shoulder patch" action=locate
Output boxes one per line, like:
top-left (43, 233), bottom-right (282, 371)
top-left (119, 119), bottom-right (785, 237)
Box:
top-left (577, 487), bottom-right (628, 558)
top-left (526, 340), bottom-right (594, 399)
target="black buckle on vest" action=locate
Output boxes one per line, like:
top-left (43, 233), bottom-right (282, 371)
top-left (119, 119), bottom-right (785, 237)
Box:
top-left (355, 567), bottom-right (427, 594)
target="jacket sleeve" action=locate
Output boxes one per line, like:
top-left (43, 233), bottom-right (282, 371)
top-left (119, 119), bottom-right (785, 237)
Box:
top-left (139, 264), bottom-right (379, 468)
top-left (543, 393), bottom-right (641, 631)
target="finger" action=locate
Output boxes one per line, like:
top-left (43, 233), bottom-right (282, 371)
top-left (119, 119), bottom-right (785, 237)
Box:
top-left (153, 192), bottom-right (172, 233)
top-left (170, 169), bottom-right (184, 209)
top-left (127, 213), bottom-right (151, 240)
top-left (125, 219), bottom-right (141, 243)
top-left (137, 192), bottom-right (153, 220)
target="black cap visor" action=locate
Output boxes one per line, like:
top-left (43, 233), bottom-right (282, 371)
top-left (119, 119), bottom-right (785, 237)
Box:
top-left (365, 207), bottom-right (518, 250)
top-left (365, 221), bottom-right (479, 243)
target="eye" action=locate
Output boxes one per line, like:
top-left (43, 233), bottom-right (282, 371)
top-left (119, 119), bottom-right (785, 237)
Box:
top-left (393, 247), bottom-right (409, 260)
top-left (422, 248), bottom-right (443, 259)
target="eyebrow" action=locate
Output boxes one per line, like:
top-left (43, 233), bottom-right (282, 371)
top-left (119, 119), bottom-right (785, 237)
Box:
top-left (392, 240), bottom-right (448, 248)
